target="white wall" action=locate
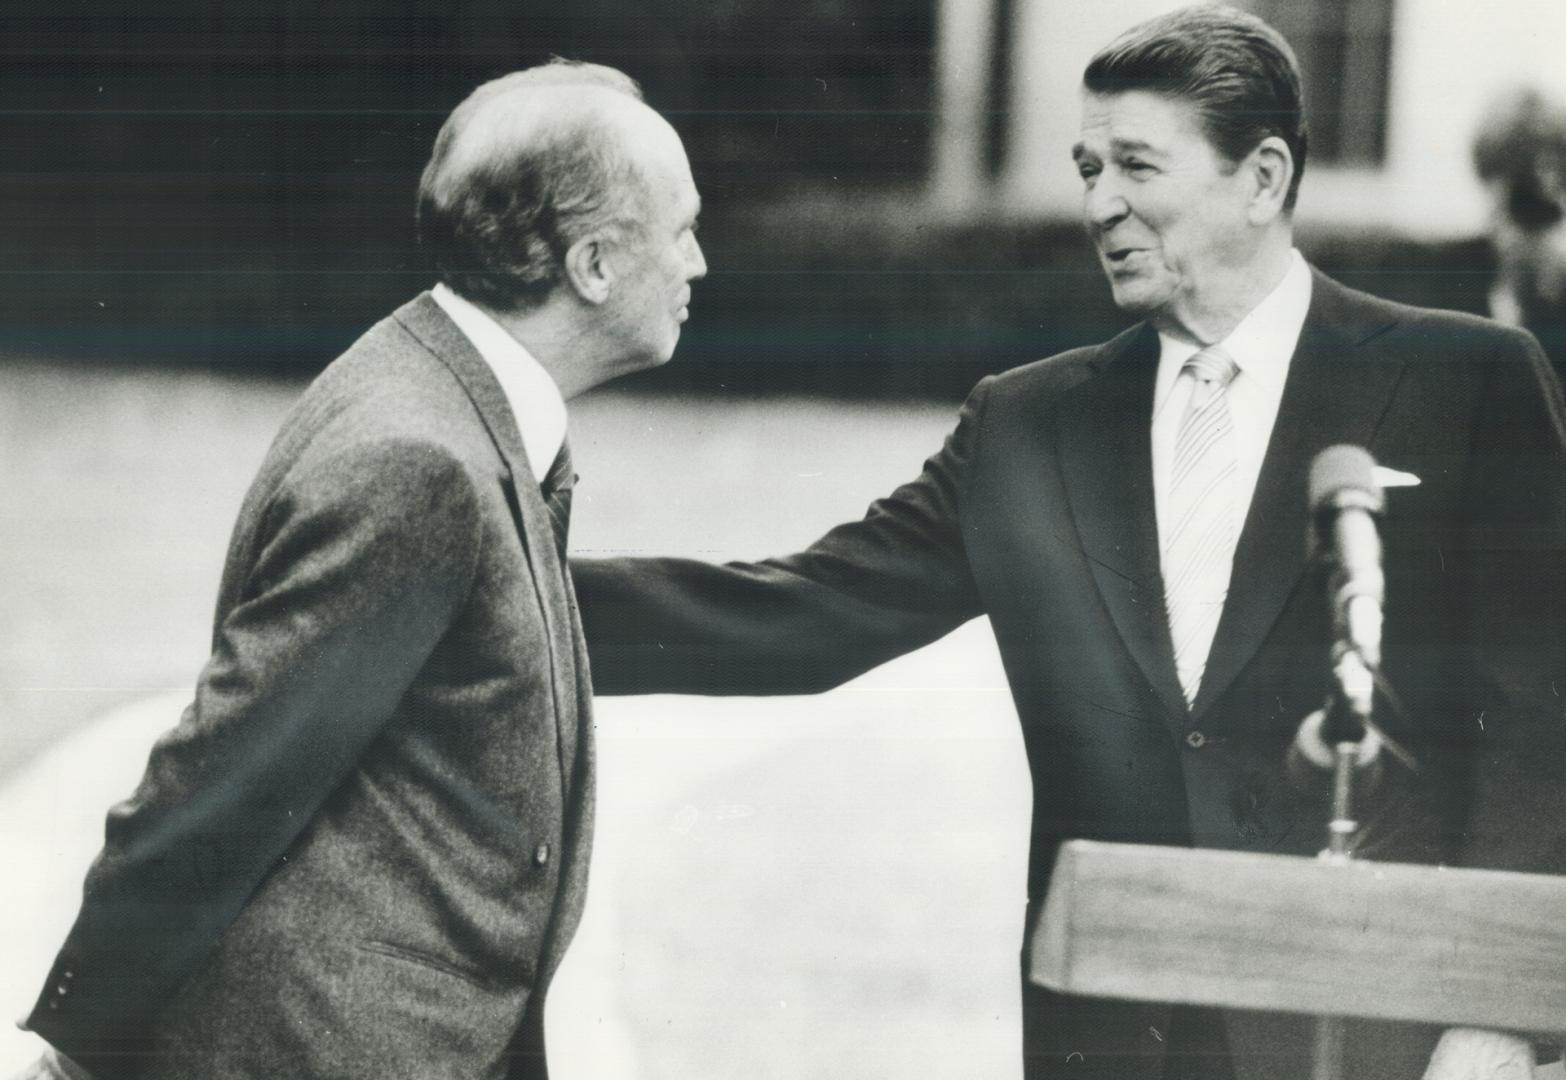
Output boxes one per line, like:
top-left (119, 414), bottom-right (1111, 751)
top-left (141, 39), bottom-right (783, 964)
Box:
top-left (930, 0), bottom-right (1000, 213)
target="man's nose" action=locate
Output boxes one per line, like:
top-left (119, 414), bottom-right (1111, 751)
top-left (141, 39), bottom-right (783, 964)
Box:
top-left (685, 233), bottom-right (708, 281)
top-left (1084, 177), bottom-right (1130, 230)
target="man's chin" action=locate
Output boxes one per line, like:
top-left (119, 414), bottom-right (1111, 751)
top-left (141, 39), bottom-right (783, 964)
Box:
top-left (641, 339), bottom-right (679, 371)
top-left (1107, 282), bottom-right (1162, 318)
top-left (634, 329), bottom-right (681, 369)
top-left (656, 329), bottom-right (681, 365)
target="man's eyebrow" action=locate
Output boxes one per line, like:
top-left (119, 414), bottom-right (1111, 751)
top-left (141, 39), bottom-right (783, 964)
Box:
top-left (1073, 138), bottom-right (1160, 161)
top-left (1111, 137), bottom-right (1158, 155)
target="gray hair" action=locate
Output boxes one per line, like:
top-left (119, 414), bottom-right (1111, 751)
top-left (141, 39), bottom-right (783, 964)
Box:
top-left (416, 60), bottom-right (648, 310)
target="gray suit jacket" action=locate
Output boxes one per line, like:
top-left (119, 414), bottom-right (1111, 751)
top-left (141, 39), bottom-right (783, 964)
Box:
top-left (26, 294), bottom-right (594, 1080)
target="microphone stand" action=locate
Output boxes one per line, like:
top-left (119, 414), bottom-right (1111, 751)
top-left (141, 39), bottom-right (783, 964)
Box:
top-left (1322, 646), bottom-right (1376, 860)
top-left (1304, 646), bottom-right (1380, 1080)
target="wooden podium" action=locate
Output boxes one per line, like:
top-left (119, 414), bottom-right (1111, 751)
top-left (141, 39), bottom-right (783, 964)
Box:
top-left (1029, 841), bottom-right (1566, 1073)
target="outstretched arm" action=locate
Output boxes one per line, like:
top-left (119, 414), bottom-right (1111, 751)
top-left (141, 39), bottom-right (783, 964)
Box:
top-left (574, 381), bottom-right (995, 695)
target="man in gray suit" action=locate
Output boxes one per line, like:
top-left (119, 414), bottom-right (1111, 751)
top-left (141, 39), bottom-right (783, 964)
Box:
top-left (14, 60), bottom-right (705, 1080)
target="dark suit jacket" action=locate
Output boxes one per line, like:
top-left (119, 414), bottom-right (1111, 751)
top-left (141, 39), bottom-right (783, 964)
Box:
top-left (26, 295), bottom-right (595, 1080)
top-left (574, 269), bottom-right (1566, 1080)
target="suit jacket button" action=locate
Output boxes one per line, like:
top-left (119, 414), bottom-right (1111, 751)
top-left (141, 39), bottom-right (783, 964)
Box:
top-left (1185, 730), bottom-right (1207, 750)
top-left (56, 984), bottom-right (69, 997)
top-left (534, 844), bottom-right (550, 867)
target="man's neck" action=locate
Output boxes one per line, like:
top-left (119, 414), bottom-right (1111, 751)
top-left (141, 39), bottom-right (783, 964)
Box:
top-left (479, 300), bottom-right (605, 402)
top-left (1155, 234), bottom-right (1296, 347)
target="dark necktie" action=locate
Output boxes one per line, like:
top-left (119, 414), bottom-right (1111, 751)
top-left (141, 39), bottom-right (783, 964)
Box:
top-left (541, 439), bottom-right (575, 557)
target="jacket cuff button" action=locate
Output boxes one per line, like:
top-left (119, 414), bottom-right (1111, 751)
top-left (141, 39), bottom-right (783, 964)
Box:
top-left (533, 844), bottom-right (551, 867)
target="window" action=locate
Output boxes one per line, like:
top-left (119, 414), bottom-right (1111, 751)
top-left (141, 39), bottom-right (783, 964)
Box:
top-left (1250, 0), bottom-right (1396, 167)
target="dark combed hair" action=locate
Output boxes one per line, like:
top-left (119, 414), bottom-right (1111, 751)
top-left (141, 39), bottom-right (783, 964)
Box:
top-left (416, 60), bottom-right (646, 311)
top-left (1083, 5), bottom-right (1308, 211)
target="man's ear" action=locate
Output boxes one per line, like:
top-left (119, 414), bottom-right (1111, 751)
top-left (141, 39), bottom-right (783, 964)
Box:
top-left (563, 234), bottom-right (613, 305)
top-left (1246, 136), bottom-right (1294, 224)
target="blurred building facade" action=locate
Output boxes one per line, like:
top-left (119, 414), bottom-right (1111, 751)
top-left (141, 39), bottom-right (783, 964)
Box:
top-left (6, 1), bottom-right (1563, 389)
top-left (931, 0), bottom-right (1566, 238)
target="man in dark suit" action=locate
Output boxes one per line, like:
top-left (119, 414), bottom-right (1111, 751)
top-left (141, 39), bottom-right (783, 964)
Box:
top-left (573, 8), bottom-right (1566, 1080)
top-left (14, 60), bottom-right (705, 1080)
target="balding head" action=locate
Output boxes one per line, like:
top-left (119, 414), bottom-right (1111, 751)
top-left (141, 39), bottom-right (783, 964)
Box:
top-left (416, 60), bottom-right (663, 311)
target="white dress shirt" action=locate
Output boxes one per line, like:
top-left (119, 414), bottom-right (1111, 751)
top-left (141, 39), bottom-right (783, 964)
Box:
top-left (1150, 249), bottom-right (1313, 666)
top-left (432, 283), bottom-right (568, 487)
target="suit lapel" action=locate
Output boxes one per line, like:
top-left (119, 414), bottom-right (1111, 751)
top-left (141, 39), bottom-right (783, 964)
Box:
top-left (391, 293), bottom-right (583, 774)
top-left (1058, 324), bottom-right (1191, 721)
top-left (1189, 271), bottom-right (1407, 717)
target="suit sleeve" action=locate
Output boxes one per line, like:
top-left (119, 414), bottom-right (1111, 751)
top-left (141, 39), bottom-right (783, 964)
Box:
top-left (1455, 328), bottom-right (1566, 875)
top-left (574, 380), bottom-right (993, 695)
top-left (27, 438), bottom-right (483, 1069)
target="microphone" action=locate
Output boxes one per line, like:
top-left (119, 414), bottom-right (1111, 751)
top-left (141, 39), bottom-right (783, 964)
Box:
top-left (1308, 445), bottom-right (1386, 679)
top-left (1290, 446), bottom-right (1386, 793)
top-left (1289, 447), bottom-right (1414, 808)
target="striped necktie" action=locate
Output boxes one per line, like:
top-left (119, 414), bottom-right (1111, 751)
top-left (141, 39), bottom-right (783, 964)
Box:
top-left (541, 439), bottom-right (575, 558)
top-left (1163, 345), bottom-right (1241, 706)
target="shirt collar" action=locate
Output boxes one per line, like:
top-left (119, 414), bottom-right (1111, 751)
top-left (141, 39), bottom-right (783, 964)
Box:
top-left (1154, 248), bottom-right (1313, 401)
top-left (431, 283), bottom-right (568, 482)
